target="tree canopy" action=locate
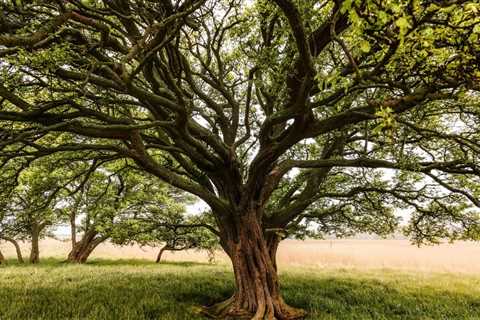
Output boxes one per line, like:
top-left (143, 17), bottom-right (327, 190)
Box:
top-left (0, 0), bottom-right (479, 318)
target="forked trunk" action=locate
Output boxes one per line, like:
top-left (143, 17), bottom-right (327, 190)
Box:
top-left (203, 212), bottom-right (306, 320)
top-left (30, 228), bottom-right (40, 264)
top-left (67, 230), bottom-right (105, 263)
top-left (3, 237), bottom-right (24, 263)
top-left (67, 240), bottom-right (100, 263)
top-left (155, 244), bottom-right (168, 263)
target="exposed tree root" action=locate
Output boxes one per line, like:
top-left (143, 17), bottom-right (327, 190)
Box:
top-left (200, 296), bottom-right (307, 320)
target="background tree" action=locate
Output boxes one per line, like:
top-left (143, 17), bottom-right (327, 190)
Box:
top-left (64, 167), bottom-right (124, 263)
top-left (0, 156), bottom-right (28, 263)
top-left (7, 158), bottom-right (68, 263)
top-left (0, 0), bottom-right (479, 318)
top-left (65, 161), bottom-right (190, 263)
top-left (0, 154), bottom-right (97, 263)
top-left (0, 211), bottom-right (24, 263)
top-left (112, 209), bottom-right (219, 263)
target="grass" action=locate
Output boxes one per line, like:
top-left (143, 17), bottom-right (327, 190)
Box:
top-left (0, 259), bottom-right (480, 319)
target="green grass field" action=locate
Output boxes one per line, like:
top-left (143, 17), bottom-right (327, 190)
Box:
top-left (1, 259), bottom-right (479, 320)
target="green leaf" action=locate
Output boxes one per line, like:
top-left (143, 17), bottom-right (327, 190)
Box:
top-left (395, 17), bottom-right (411, 32)
top-left (360, 40), bottom-right (371, 53)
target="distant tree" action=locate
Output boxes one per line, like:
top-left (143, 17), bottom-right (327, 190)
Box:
top-left (8, 159), bottom-right (67, 263)
top-left (0, 1), bottom-right (479, 318)
top-left (0, 208), bottom-right (24, 263)
top-left (112, 209), bottom-right (219, 263)
top-left (0, 155), bottom-right (95, 263)
top-left (0, 158), bottom-right (27, 263)
top-left (64, 165), bottom-right (125, 263)
top-left (65, 161), bottom-right (192, 263)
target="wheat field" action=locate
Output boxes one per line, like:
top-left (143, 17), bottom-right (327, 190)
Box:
top-left (2, 238), bottom-right (479, 273)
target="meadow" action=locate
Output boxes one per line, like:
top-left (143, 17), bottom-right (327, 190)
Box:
top-left (1, 239), bottom-right (480, 319)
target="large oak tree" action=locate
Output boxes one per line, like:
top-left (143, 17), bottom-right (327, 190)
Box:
top-left (0, 0), bottom-right (479, 318)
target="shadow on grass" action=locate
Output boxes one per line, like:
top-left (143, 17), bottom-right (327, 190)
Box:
top-left (85, 258), bottom-right (211, 268)
top-left (284, 275), bottom-right (480, 320)
top-left (1, 257), bottom-right (214, 268)
top-left (0, 261), bottom-right (479, 319)
top-left (0, 257), bottom-right (67, 267)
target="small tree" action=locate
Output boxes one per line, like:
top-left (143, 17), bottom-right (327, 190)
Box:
top-left (65, 167), bottom-right (127, 263)
top-left (0, 208), bottom-right (24, 263)
top-left (113, 209), bottom-right (219, 263)
top-left (1, 155), bottom-right (92, 263)
top-left (65, 161), bottom-right (194, 263)
top-left (0, 158), bottom-right (27, 263)
top-left (9, 159), bottom-right (67, 263)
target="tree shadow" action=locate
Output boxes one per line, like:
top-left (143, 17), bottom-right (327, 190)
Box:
top-left (281, 273), bottom-right (480, 320)
top-left (0, 257), bottom-right (216, 268)
top-left (0, 263), bottom-right (232, 319)
top-left (0, 257), bottom-right (67, 267)
top-left (0, 262), bottom-right (478, 319)
top-left (85, 258), bottom-right (216, 268)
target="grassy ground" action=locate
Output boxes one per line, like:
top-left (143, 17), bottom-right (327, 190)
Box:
top-left (0, 259), bottom-right (479, 320)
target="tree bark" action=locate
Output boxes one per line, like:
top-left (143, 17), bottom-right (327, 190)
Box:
top-left (0, 248), bottom-right (5, 264)
top-left (70, 211), bottom-right (76, 249)
top-left (155, 244), bottom-right (169, 263)
top-left (67, 230), bottom-right (106, 263)
top-left (30, 226), bottom-right (40, 264)
top-left (2, 237), bottom-right (24, 263)
top-left (202, 211), bottom-right (306, 320)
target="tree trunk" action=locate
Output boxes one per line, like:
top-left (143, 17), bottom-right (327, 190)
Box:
top-left (30, 227), bottom-right (40, 264)
top-left (0, 249), bottom-right (5, 264)
top-left (202, 212), bottom-right (306, 320)
top-left (68, 230), bottom-right (95, 263)
top-left (70, 211), bottom-right (76, 249)
top-left (77, 239), bottom-right (102, 263)
top-left (67, 230), bottom-right (106, 263)
top-left (155, 244), bottom-right (169, 263)
top-left (3, 237), bottom-right (24, 263)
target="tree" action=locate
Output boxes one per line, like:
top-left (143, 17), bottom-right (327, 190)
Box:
top-left (104, 164), bottom-right (219, 264)
top-left (0, 203), bottom-right (25, 263)
top-left (0, 157), bottom-right (27, 263)
top-left (112, 209), bottom-right (219, 263)
top-left (0, 153), bottom-right (97, 263)
top-left (0, 0), bottom-right (479, 318)
top-left (6, 158), bottom-right (69, 263)
top-left (65, 161), bottom-right (189, 263)
top-left (64, 166), bottom-right (124, 263)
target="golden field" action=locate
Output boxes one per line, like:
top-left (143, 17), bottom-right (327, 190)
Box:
top-left (1, 238), bottom-right (479, 274)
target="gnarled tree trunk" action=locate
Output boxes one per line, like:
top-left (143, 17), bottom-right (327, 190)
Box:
top-left (2, 237), bottom-right (24, 263)
top-left (67, 230), bottom-right (106, 263)
top-left (155, 244), bottom-right (169, 263)
top-left (203, 211), bottom-right (305, 320)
